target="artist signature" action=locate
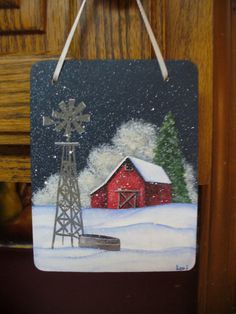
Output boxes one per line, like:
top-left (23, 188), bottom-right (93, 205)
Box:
top-left (176, 265), bottom-right (189, 271)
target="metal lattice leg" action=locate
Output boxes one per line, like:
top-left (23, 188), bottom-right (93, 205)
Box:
top-left (51, 143), bottom-right (83, 249)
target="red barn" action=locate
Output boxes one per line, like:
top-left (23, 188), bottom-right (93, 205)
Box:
top-left (90, 156), bottom-right (172, 209)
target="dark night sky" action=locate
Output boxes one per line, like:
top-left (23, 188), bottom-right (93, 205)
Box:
top-left (30, 60), bottom-right (198, 193)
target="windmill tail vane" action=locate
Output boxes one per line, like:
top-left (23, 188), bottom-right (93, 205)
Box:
top-left (43, 99), bottom-right (90, 248)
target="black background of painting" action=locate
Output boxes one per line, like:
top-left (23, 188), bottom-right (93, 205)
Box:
top-left (30, 60), bottom-right (198, 193)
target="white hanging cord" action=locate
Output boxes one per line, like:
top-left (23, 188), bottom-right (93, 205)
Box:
top-left (136, 0), bottom-right (168, 80)
top-left (53, 0), bottom-right (87, 83)
top-left (53, 0), bottom-right (168, 83)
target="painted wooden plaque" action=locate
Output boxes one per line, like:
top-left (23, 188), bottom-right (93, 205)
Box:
top-left (31, 60), bottom-right (198, 272)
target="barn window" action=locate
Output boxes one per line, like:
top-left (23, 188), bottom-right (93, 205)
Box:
top-left (125, 163), bottom-right (133, 171)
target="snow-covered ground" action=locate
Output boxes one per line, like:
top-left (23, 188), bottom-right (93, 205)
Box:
top-left (32, 203), bottom-right (197, 272)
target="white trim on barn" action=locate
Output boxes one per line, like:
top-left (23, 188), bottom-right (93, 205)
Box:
top-left (90, 156), bottom-right (171, 195)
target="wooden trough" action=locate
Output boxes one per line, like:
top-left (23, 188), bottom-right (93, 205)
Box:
top-left (79, 234), bottom-right (120, 251)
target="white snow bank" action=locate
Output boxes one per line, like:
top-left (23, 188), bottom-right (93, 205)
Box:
top-left (32, 203), bottom-right (197, 272)
top-left (34, 247), bottom-right (195, 272)
top-left (88, 223), bottom-right (195, 251)
top-left (34, 203), bottom-right (197, 229)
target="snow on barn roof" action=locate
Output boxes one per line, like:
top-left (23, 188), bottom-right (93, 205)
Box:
top-left (129, 157), bottom-right (171, 184)
top-left (90, 156), bottom-right (171, 195)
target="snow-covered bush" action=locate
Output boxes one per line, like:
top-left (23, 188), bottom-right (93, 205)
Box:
top-left (112, 120), bottom-right (157, 162)
top-left (33, 174), bottom-right (58, 205)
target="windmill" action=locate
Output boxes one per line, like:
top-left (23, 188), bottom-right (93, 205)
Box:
top-left (43, 99), bottom-right (90, 249)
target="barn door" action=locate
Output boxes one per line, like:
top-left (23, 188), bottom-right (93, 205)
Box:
top-left (118, 190), bottom-right (139, 209)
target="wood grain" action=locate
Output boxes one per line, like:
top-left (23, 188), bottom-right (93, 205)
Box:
top-left (0, 0), bottom-right (46, 33)
top-left (0, 146), bottom-right (30, 182)
top-left (0, 133), bottom-right (30, 145)
top-left (198, 1), bottom-right (236, 313)
top-left (0, 56), bottom-right (55, 135)
top-left (0, 155), bottom-right (30, 182)
top-left (228, 1), bottom-right (236, 310)
top-left (165, 1), bottom-right (213, 185)
top-left (0, 0), bottom-right (69, 53)
top-left (0, 0), bottom-right (19, 9)
top-left (70, 0), bottom-right (163, 60)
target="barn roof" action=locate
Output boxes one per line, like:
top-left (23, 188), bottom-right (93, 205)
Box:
top-left (90, 156), bottom-right (171, 195)
top-left (129, 157), bottom-right (171, 184)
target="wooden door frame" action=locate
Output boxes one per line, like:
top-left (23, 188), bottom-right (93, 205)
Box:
top-left (198, 0), bottom-right (236, 313)
top-left (116, 190), bottom-right (139, 209)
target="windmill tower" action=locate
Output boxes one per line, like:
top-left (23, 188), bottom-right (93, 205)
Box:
top-left (43, 99), bottom-right (90, 248)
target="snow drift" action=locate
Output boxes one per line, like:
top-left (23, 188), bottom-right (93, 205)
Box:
top-left (33, 203), bottom-right (197, 272)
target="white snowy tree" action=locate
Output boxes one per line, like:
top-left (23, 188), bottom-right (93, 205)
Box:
top-left (112, 120), bottom-right (157, 162)
top-left (32, 174), bottom-right (58, 205)
top-left (183, 161), bottom-right (198, 204)
top-left (86, 145), bottom-right (124, 182)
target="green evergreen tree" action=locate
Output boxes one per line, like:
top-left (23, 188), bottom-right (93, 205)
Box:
top-left (154, 112), bottom-right (190, 203)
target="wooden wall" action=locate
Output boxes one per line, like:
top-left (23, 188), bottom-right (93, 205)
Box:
top-left (200, 1), bottom-right (236, 313)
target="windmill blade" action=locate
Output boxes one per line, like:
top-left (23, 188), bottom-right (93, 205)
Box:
top-left (54, 120), bottom-right (68, 132)
top-left (77, 114), bottom-right (90, 123)
top-left (58, 101), bottom-right (67, 112)
top-left (68, 99), bottom-right (76, 112)
top-left (52, 110), bottom-right (64, 120)
top-left (72, 120), bottom-right (85, 134)
top-left (64, 122), bottom-right (72, 138)
top-left (74, 102), bottom-right (86, 115)
top-left (43, 116), bottom-right (55, 126)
